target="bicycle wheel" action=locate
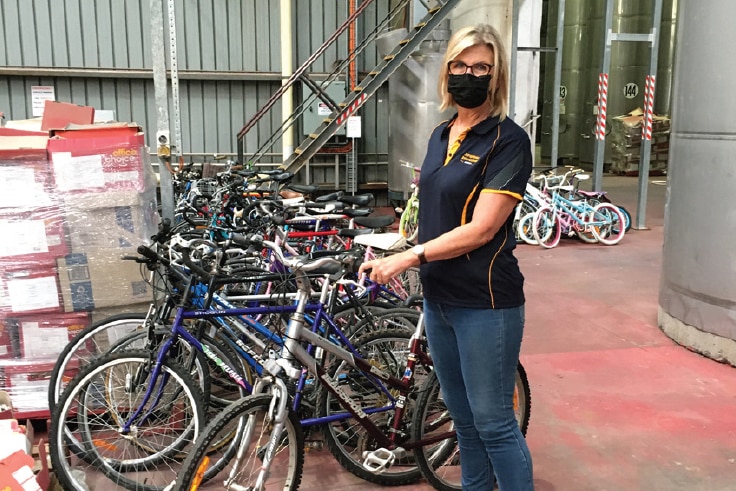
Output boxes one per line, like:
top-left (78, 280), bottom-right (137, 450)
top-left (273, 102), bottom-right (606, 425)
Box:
top-left (173, 394), bottom-right (304, 491)
top-left (49, 350), bottom-right (205, 491)
top-left (318, 327), bottom-right (431, 486)
top-left (346, 306), bottom-right (420, 340)
top-left (517, 212), bottom-right (539, 245)
top-left (590, 203), bottom-right (626, 245)
top-left (513, 201), bottom-right (537, 243)
top-left (412, 363), bottom-right (532, 491)
top-left (575, 210), bottom-right (599, 244)
top-left (532, 207), bottom-right (561, 248)
top-left (49, 312), bottom-right (148, 412)
top-left (617, 204), bottom-right (632, 232)
top-left (399, 198), bottom-right (419, 242)
top-left (397, 266), bottom-right (423, 297)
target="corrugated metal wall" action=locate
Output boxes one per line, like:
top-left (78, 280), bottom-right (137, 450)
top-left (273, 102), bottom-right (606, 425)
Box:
top-left (0, 0), bottom-right (391, 166)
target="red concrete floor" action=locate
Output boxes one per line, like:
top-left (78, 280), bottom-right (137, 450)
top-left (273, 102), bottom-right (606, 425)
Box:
top-left (296, 174), bottom-right (736, 491)
top-left (47, 175), bottom-right (736, 490)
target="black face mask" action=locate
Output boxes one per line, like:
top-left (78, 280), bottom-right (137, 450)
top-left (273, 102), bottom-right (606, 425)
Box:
top-left (447, 73), bottom-right (492, 109)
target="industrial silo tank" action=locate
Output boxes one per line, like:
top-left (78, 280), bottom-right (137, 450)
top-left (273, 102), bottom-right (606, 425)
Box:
top-left (659, 0), bottom-right (736, 363)
top-left (383, 27), bottom-right (453, 202)
top-left (540, 0), bottom-right (590, 163)
top-left (541, 0), bottom-right (676, 165)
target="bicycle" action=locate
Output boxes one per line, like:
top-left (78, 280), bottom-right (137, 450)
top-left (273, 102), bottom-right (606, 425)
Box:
top-left (48, 238), bottom-right (432, 490)
top-left (397, 160), bottom-right (420, 243)
top-left (532, 174), bottom-right (627, 248)
top-left (172, 238), bottom-right (531, 491)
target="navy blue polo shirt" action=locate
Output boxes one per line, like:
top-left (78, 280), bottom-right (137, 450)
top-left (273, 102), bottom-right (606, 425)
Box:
top-left (417, 114), bottom-right (532, 309)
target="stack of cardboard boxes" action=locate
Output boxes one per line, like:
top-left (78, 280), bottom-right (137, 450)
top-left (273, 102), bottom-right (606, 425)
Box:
top-left (610, 108), bottom-right (671, 176)
top-left (0, 113), bottom-right (159, 419)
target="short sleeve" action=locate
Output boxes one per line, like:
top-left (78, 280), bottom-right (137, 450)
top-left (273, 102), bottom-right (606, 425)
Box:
top-left (481, 129), bottom-right (532, 200)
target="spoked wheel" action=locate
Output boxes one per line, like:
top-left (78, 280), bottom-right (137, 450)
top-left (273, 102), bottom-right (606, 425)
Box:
top-left (49, 351), bottom-right (205, 491)
top-left (532, 207), bottom-right (561, 248)
top-left (575, 211), bottom-right (599, 244)
top-left (318, 328), bottom-right (432, 486)
top-left (411, 363), bottom-right (531, 491)
top-left (590, 203), bottom-right (626, 245)
top-left (517, 212), bottom-right (540, 245)
top-left (173, 394), bottom-right (304, 491)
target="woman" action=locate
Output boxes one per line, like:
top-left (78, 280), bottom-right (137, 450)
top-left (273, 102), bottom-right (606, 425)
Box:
top-left (360, 24), bottom-right (534, 490)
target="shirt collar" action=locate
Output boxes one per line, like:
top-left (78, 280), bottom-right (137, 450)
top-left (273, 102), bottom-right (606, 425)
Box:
top-left (441, 113), bottom-right (501, 138)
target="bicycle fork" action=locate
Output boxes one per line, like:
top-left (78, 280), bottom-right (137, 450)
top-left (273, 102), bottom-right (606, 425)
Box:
top-left (225, 377), bottom-right (289, 491)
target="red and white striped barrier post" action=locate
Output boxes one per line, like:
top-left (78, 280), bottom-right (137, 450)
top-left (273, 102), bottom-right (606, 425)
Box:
top-left (642, 75), bottom-right (656, 140)
top-left (596, 73), bottom-right (609, 140)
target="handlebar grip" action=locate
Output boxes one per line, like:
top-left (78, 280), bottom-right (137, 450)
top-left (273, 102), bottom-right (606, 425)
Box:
top-left (231, 233), bottom-right (264, 249)
top-left (136, 245), bottom-right (169, 266)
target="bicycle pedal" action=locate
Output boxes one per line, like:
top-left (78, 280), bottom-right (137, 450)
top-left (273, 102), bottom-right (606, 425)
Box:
top-left (361, 447), bottom-right (405, 473)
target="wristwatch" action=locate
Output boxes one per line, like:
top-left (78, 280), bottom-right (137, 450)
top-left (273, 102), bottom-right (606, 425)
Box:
top-left (412, 244), bottom-right (428, 265)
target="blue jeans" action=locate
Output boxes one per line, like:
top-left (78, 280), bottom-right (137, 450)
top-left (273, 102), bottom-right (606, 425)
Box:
top-left (423, 300), bottom-right (533, 491)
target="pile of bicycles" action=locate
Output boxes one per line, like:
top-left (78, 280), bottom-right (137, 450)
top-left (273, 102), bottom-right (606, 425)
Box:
top-left (47, 167), bottom-right (531, 491)
top-left (513, 167), bottom-right (630, 248)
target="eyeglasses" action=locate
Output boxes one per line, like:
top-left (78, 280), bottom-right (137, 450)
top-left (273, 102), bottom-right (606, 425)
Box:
top-left (447, 60), bottom-right (493, 77)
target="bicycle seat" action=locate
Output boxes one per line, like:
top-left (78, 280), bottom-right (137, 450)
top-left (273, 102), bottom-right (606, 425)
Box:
top-left (353, 215), bottom-right (396, 229)
top-left (286, 183), bottom-right (318, 195)
top-left (354, 232), bottom-right (407, 251)
top-left (342, 208), bottom-right (373, 218)
top-left (339, 194), bottom-right (374, 207)
top-left (338, 228), bottom-right (374, 238)
top-left (315, 191), bottom-right (343, 203)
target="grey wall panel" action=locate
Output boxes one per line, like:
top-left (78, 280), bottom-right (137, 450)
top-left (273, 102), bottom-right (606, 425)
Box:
top-left (0, 1), bottom-right (389, 169)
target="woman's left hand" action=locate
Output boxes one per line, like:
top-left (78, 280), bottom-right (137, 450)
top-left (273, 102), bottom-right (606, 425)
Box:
top-left (358, 250), bottom-right (417, 284)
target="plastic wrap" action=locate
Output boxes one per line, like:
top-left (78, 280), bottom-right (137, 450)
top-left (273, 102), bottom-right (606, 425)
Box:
top-left (0, 124), bottom-right (159, 418)
top-left (610, 109), bottom-right (671, 175)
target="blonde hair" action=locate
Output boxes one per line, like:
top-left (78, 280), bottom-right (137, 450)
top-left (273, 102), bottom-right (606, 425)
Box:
top-left (439, 24), bottom-right (509, 120)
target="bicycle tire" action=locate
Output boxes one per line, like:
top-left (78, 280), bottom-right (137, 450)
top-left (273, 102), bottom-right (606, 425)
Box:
top-left (49, 350), bottom-right (205, 491)
top-left (399, 198), bottom-right (419, 243)
top-left (318, 327), bottom-right (431, 486)
top-left (346, 306), bottom-right (420, 340)
top-left (173, 394), bottom-right (304, 491)
top-left (48, 312), bottom-right (148, 412)
top-left (411, 363), bottom-right (531, 491)
top-left (590, 203), bottom-right (626, 245)
top-left (532, 207), bottom-right (561, 248)
top-left (617, 204), bottom-right (632, 232)
top-left (517, 212), bottom-right (539, 245)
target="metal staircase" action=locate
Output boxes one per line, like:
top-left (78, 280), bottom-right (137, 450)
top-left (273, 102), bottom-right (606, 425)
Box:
top-left (236, 0), bottom-right (461, 177)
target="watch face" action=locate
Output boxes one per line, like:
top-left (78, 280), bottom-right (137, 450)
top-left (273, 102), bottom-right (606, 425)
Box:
top-left (413, 244), bottom-right (424, 254)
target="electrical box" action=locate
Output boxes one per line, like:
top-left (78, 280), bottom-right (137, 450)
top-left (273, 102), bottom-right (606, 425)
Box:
top-left (303, 81), bottom-right (346, 137)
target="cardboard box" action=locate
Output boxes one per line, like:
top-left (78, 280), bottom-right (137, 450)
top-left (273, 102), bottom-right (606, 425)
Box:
top-left (63, 188), bottom-right (159, 252)
top-left (0, 360), bottom-right (55, 417)
top-left (0, 135), bottom-right (55, 211)
top-left (0, 263), bottom-right (62, 316)
top-left (40, 100), bottom-right (94, 131)
top-left (0, 206), bottom-right (68, 264)
top-left (48, 124), bottom-right (147, 195)
top-left (57, 251), bottom-right (151, 311)
top-left (16, 312), bottom-right (90, 359)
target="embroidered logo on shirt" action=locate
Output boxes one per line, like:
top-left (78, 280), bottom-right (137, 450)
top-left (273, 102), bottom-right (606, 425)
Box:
top-left (460, 153), bottom-right (480, 165)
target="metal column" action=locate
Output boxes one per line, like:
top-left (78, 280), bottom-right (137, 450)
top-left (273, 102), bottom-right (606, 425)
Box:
top-left (150, 0), bottom-right (173, 221)
top-left (510, 0), bottom-right (565, 168)
top-left (593, 0), bottom-right (663, 230)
